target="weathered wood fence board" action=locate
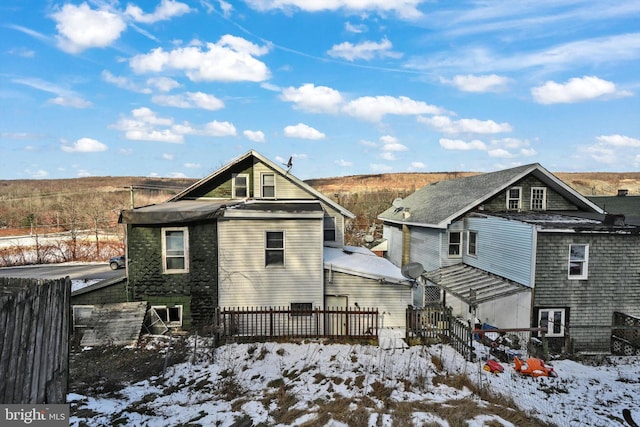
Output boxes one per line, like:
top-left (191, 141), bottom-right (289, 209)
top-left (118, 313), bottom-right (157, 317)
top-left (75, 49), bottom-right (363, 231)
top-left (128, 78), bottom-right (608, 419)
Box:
top-left (0, 277), bottom-right (70, 403)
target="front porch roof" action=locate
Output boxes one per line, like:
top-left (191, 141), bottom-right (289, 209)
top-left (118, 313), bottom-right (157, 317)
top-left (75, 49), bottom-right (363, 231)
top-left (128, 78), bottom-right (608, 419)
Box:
top-left (424, 264), bottom-right (530, 305)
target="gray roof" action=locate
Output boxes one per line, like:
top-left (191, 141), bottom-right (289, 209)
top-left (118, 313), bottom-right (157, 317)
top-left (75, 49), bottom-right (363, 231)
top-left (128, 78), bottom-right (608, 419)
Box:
top-left (587, 195), bottom-right (640, 226)
top-left (378, 163), bottom-right (604, 228)
top-left (120, 200), bottom-right (235, 224)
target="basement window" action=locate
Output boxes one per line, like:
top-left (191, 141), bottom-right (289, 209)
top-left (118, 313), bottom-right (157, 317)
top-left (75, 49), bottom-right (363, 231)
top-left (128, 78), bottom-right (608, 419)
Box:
top-left (290, 302), bottom-right (312, 317)
top-left (538, 308), bottom-right (565, 337)
top-left (151, 305), bottom-right (183, 327)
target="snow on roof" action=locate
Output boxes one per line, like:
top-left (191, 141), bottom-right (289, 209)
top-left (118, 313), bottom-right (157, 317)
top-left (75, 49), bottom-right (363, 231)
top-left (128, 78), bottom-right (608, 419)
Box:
top-left (323, 246), bottom-right (411, 285)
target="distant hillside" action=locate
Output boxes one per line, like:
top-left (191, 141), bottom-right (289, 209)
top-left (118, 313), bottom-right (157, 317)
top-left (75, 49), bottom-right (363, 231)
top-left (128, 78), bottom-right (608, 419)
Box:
top-left (305, 171), bottom-right (640, 196)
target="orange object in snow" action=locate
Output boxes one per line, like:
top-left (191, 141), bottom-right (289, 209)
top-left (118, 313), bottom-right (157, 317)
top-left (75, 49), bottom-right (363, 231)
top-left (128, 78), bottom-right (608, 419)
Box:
top-left (514, 356), bottom-right (557, 377)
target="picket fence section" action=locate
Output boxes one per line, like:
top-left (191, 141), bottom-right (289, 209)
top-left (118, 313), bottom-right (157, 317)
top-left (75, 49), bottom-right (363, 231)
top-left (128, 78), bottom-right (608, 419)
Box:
top-left (0, 277), bottom-right (70, 403)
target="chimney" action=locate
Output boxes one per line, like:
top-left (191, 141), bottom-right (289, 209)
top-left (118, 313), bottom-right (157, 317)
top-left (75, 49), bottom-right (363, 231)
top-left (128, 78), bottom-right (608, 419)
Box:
top-left (617, 189), bottom-right (628, 197)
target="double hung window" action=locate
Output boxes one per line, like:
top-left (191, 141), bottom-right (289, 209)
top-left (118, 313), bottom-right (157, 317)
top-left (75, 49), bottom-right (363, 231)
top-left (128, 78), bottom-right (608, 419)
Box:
top-left (232, 173), bottom-right (249, 198)
top-left (467, 231), bottom-right (478, 256)
top-left (162, 227), bottom-right (189, 273)
top-left (265, 231), bottom-right (284, 267)
top-left (531, 187), bottom-right (547, 210)
top-left (261, 173), bottom-right (275, 198)
top-left (568, 244), bottom-right (589, 279)
top-left (324, 216), bottom-right (336, 242)
top-left (448, 231), bottom-right (462, 257)
top-left (506, 187), bottom-right (522, 210)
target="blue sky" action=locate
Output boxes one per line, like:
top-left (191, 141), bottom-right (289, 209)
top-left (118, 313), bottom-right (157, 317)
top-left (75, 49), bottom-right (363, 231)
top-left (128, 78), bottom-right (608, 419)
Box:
top-left (1, 0), bottom-right (639, 180)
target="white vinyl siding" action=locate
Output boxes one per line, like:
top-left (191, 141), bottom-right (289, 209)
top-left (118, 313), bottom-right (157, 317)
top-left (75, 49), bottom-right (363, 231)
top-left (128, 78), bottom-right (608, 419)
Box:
top-left (218, 218), bottom-right (324, 308)
top-left (463, 216), bottom-right (535, 287)
top-left (325, 270), bottom-right (412, 328)
top-left (252, 162), bottom-right (311, 199)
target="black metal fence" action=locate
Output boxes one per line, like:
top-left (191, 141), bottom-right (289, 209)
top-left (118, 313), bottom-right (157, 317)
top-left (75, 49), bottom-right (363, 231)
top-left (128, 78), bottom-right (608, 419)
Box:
top-left (214, 306), bottom-right (378, 343)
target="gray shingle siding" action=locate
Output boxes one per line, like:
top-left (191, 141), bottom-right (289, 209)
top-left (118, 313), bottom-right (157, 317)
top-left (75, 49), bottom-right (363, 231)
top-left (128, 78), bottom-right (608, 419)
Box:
top-left (534, 232), bottom-right (640, 352)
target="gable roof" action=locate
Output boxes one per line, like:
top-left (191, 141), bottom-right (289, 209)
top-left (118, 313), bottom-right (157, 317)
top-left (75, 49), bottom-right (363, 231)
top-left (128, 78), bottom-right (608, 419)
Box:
top-left (169, 149), bottom-right (355, 218)
top-left (377, 163), bottom-right (604, 228)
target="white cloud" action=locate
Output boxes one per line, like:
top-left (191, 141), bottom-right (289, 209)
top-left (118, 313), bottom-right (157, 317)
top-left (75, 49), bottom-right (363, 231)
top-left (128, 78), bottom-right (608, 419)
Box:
top-left (152, 92), bottom-right (225, 110)
top-left (146, 77), bottom-right (181, 92)
top-left (345, 22), bottom-right (367, 33)
top-left (531, 76), bottom-right (628, 104)
top-left (280, 84), bottom-right (344, 113)
top-left (419, 115), bottom-right (512, 134)
top-left (245, 0), bottom-right (424, 19)
top-left (61, 137), bottom-right (108, 153)
top-left (380, 136), bottom-right (408, 153)
top-left (327, 38), bottom-right (401, 61)
top-left (102, 70), bottom-right (152, 94)
top-left (443, 74), bottom-right (509, 93)
top-left (51, 3), bottom-right (126, 53)
top-left (439, 138), bottom-right (487, 150)
top-left (203, 121), bottom-right (237, 137)
top-left (163, 153), bottom-right (174, 160)
top-left (408, 161), bottom-right (425, 170)
top-left (169, 172), bottom-right (188, 178)
top-left (243, 130), bottom-right (266, 142)
top-left (125, 0), bottom-right (192, 24)
top-left (284, 123), bottom-right (326, 140)
top-left (407, 33), bottom-right (640, 74)
top-left (219, 1), bottom-right (234, 17)
top-left (13, 77), bottom-right (92, 108)
top-left (130, 35), bottom-right (271, 82)
top-left (49, 96), bottom-right (92, 108)
top-left (343, 96), bottom-right (443, 121)
top-left (26, 169), bottom-right (49, 178)
top-left (184, 162), bottom-right (201, 168)
top-left (487, 148), bottom-right (513, 158)
top-left (584, 145), bottom-right (617, 164)
top-left (335, 159), bottom-right (353, 167)
top-left (596, 134), bottom-right (640, 147)
top-left (487, 137), bottom-right (537, 159)
top-left (112, 108), bottom-right (184, 143)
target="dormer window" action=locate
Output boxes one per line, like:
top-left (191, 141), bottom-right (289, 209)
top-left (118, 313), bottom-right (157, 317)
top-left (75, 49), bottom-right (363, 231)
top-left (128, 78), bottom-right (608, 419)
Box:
top-left (261, 173), bottom-right (275, 198)
top-left (531, 187), bottom-right (547, 210)
top-left (232, 173), bottom-right (248, 198)
top-left (506, 187), bottom-right (522, 210)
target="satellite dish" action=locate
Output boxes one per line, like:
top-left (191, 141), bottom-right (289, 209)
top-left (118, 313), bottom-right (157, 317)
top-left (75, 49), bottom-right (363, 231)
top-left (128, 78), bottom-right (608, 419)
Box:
top-left (401, 262), bottom-right (425, 279)
top-left (364, 235), bottom-right (374, 243)
top-left (392, 198), bottom-right (404, 209)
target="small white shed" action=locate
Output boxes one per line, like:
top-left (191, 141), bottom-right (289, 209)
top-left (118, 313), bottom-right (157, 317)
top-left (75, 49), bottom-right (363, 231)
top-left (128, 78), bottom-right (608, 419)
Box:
top-left (323, 246), bottom-right (415, 328)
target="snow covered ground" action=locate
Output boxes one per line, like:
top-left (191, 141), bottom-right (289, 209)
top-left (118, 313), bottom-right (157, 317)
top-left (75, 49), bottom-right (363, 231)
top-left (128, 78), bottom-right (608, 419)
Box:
top-left (68, 330), bottom-right (640, 427)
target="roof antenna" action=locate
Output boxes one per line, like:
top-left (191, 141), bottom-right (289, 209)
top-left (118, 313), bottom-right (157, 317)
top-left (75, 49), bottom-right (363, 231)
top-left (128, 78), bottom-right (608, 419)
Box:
top-left (283, 156), bottom-right (293, 174)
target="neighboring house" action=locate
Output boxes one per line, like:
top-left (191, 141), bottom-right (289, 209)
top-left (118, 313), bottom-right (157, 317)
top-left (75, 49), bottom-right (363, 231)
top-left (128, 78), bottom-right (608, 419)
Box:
top-left (118, 150), bottom-right (413, 332)
top-left (588, 190), bottom-right (640, 226)
top-left (378, 163), bottom-right (640, 353)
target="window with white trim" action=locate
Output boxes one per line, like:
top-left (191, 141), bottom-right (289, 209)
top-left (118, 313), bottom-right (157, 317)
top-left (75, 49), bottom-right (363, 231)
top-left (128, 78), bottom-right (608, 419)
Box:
top-left (261, 173), bottom-right (275, 198)
top-left (448, 231), bottom-right (462, 257)
top-left (72, 305), bottom-right (94, 330)
top-left (232, 173), bottom-right (249, 198)
top-left (265, 231), bottom-right (284, 267)
top-left (531, 187), bottom-right (547, 210)
top-left (323, 216), bottom-right (336, 242)
top-left (506, 187), bottom-right (522, 210)
top-left (151, 305), bottom-right (183, 327)
top-left (538, 308), bottom-right (565, 337)
top-left (568, 244), bottom-right (589, 279)
top-left (467, 230), bottom-right (478, 256)
top-left (162, 227), bottom-right (189, 273)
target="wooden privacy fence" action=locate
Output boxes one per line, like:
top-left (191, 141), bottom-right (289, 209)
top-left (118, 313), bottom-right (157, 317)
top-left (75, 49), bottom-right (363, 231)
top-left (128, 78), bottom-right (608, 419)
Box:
top-left (406, 305), bottom-right (475, 361)
top-left (214, 306), bottom-right (378, 343)
top-left (0, 277), bottom-right (70, 403)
